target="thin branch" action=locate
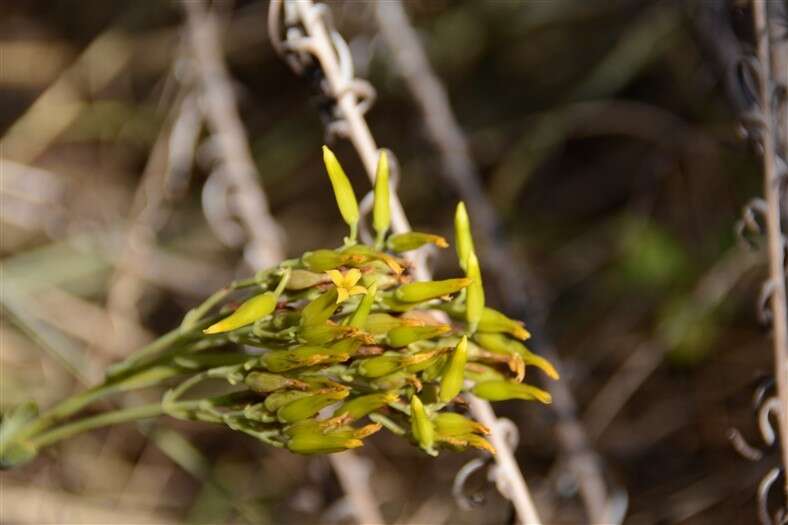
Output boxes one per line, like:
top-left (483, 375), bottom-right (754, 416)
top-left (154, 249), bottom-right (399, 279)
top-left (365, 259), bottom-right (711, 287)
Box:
top-left (375, 1), bottom-right (611, 522)
top-left (184, 0), bottom-right (285, 269)
top-left (753, 0), bottom-right (788, 501)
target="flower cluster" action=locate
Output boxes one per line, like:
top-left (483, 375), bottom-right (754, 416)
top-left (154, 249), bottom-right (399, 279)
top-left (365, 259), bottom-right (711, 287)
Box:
top-left (157, 146), bottom-right (557, 456)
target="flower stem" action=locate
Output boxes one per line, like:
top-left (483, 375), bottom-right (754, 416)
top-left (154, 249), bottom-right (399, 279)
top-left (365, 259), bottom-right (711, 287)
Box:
top-left (30, 403), bottom-right (165, 449)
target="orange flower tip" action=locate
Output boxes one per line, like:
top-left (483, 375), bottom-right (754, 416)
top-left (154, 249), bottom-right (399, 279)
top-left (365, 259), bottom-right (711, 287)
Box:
top-left (344, 439), bottom-right (364, 450)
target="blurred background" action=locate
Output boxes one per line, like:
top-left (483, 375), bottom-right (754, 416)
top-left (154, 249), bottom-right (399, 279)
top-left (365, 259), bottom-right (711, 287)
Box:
top-left (1, 0), bottom-right (783, 523)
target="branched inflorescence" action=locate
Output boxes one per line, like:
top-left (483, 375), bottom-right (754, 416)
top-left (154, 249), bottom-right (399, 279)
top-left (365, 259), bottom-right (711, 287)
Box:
top-left (161, 146), bottom-right (557, 456)
top-left (0, 147), bottom-right (557, 464)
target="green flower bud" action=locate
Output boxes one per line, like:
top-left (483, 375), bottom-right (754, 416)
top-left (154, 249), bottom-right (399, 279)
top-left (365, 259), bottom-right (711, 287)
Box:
top-left (433, 412), bottom-right (489, 437)
top-left (370, 370), bottom-right (419, 391)
top-left (334, 391), bottom-right (398, 420)
top-left (395, 278), bottom-right (472, 303)
top-left (322, 145), bottom-right (360, 242)
top-left (301, 288), bottom-right (339, 326)
top-left (245, 371), bottom-right (308, 393)
top-left (420, 355), bottom-right (449, 382)
top-left (439, 433), bottom-right (495, 454)
top-left (264, 390), bottom-right (312, 412)
top-left (386, 232), bottom-right (448, 253)
top-left (465, 252), bottom-right (484, 333)
top-left (242, 403), bottom-right (276, 423)
top-left (348, 282), bottom-right (378, 329)
top-left (260, 344), bottom-right (350, 373)
top-left (405, 347), bottom-right (453, 373)
top-left (387, 324), bottom-right (451, 347)
top-left (204, 270), bottom-right (290, 334)
top-left (474, 333), bottom-right (558, 379)
top-left (478, 307), bottom-right (531, 340)
top-left (301, 250), bottom-right (366, 272)
top-left (373, 150), bottom-right (390, 248)
top-left (454, 202), bottom-right (475, 271)
top-left (277, 388), bottom-right (349, 423)
top-left (286, 269), bottom-right (327, 290)
top-left (463, 363), bottom-right (506, 383)
top-left (472, 380), bottom-right (552, 404)
top-left (204, 293), bottom-right (276, 334)
top-left (328, 338), bottom-right (362, 357)
top-left (300, 322), bottom-right (368, 345)
top-left (286, 421), bottom-right (382, 455)
top-left (439, 336), bottom-right (468, 402)
top-left (287, 431), bottom-right (363, 455)
top-left (410, 395), bottom-right (436, 455)
top-left (364, 313), bottom-right (409, 335)
top-left (342, 245), bottom-right (403, 274)
top-left (357, 352), bottom-right (404, 378)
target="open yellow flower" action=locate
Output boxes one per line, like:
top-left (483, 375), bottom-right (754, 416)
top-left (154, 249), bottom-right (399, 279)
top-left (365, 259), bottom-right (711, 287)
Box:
top-left (326, 269), bottom-right (367, 304)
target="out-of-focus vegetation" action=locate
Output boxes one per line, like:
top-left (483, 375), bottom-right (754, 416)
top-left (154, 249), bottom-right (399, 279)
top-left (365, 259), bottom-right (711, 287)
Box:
top-left (0, 1), bottom-right (778, 524)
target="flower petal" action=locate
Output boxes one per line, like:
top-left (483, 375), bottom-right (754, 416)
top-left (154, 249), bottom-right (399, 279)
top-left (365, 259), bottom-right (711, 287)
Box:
top-left (349, 286), bottom-right (367, 297)
top-left (345, 268), bottom-right (362, 287)
top-left (336, 287), bottom-right (350, 304)
top-left (326, 270), bottom-right (344, 288)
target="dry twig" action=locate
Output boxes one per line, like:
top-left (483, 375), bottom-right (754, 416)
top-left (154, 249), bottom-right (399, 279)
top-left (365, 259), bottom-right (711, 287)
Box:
top-left (752, 0), bottom-right (788, 504)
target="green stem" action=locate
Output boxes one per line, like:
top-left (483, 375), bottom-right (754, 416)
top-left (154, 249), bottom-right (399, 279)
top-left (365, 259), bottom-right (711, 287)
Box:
top-left (19, 382), bottom-right (120, 440)
top-left (30, 403), bottom-right (164, 449)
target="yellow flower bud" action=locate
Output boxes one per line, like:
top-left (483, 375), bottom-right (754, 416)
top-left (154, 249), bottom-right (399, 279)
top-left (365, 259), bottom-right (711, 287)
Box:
top-left (410, 395), bottom-right (436, 455)
top-left (465, 252), bottom-right (484, 333)
top-left (439, 336), bottom-right (468, 402)
top-left (395, 278), bottom-right (472, 303)
top-left (373, 150), bottom-right (390, 248)
top-left (322, 145), bottom-right (360, 242)
top-left (454, 201), bottom-right (475, 270)
top-left (386, 232), bottom-right (449, 253)
top-left (472, 380), bottom-right (552, 404)
top-left (204, 270), bottom-right (290, 334)
top-left (478, 307), bottom-right (531, 340)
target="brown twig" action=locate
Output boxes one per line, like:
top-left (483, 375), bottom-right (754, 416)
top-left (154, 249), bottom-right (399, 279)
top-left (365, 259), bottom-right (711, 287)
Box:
top-left (752, 0), bottom-right (788, 502)
top-left (184, 0), bottom-right (285, 270)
